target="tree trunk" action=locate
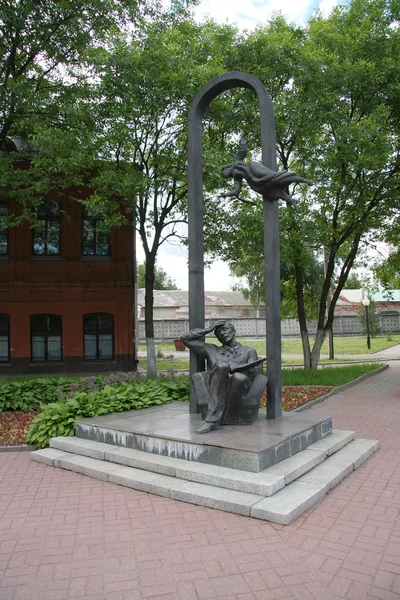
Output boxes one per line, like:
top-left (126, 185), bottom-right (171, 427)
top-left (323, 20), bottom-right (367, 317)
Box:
top-left (294, 260), bottom-right (312, 368)
top-left (310, 327), bottom-right (326, 369)
top-left (144, 255), bottom-right (157, 377)
top-left (300, 329), bottom-right (312, 368)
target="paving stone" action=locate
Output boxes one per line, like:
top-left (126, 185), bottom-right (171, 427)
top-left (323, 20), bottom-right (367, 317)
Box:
top-left (9, 362), bottom-right (399, 600)
top-left (250, 481), bottom-right (326, 525)
top-left (30, 448), bottom-right (71, 466)
top-left (175, 461), bottom-right (285, 496)
top-left (307, 430), bottom-right (355, 457)
top-left (57, 454), bottom-right (121, 481)
top-left (50, 436), bottom-right (118, 460)
top-left (105, 446), bottom-right (179, 476)
top-left (170, 480), bottom-right (264, 516)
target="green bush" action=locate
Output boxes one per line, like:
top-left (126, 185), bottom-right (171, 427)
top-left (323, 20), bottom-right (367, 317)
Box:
top-left (0, 377), bottom-right (78, 412)
top-left (27, 374), bottom-right (189, 449)
top-left (0, 372), bottom-right (141, 412)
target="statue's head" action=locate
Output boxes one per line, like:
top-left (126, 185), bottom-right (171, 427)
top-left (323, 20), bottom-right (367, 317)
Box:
top-left (215, 322), bottom-right (236, 345)
top-left (222, 165), bottom-right (234, 179)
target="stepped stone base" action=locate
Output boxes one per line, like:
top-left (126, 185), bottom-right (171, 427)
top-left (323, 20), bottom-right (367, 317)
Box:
top-left (32, 432), bottom-right (379, 524)
top-left (75, 402), bottom-right (333, 473)
top-left (30, 404), bottom-right (379, 524)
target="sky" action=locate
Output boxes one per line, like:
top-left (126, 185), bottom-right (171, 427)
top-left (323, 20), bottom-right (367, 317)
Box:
top-left (137, 0), bottom-right (341, 292)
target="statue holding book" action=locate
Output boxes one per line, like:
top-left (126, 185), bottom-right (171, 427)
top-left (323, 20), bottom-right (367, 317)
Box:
top-left (181, 321), bottom-right (268, 433)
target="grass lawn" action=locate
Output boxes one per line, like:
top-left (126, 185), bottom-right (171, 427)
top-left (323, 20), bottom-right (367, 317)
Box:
top-left (281, 335), bottom-right (400, 355)
top-left (138, 334), bottom-right (400, 357)
top-left (138, 360), bottom-right (384, 387)
top-left (138, 357), bottom-right (367, 370)
top-left (281, 363), bottom-right (384, 386)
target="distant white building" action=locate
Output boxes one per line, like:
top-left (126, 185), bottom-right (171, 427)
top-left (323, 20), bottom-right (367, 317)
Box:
top-left (137, 289), bottom-right (265, 320)
top-left (137, 288), bottom-right (400, 341)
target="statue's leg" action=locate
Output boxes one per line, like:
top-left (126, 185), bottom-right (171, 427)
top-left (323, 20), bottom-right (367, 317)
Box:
top-left (245, 374), bottom-right (268, 404)
top-left (222, 373), bottom-right (250, 425)
top-left (196, 363), bottom-right (229, 434)
top-left (237, 374), bottom-right (268, 424)
top-left (192, 372), bottom-right (212, 419)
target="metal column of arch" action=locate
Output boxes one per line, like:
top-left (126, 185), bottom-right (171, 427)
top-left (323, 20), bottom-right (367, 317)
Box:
top-left (187, 71), bottom-right (282, 420)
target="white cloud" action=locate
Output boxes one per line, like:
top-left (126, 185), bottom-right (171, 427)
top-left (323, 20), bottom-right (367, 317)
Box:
top-left (317, 0), bottom-right (338, 17)
top-left (194, 0), bottom-right (322, 29)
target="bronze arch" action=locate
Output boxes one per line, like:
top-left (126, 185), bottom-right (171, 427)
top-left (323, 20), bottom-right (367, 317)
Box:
top-left (187, 71), bottom-right (282, 419)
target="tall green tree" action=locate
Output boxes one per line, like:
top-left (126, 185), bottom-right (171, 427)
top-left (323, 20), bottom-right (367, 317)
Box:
top-left (86, 16), bottom-right (236, 375)
top-left (137, 262), bottom-right (178, 290)
top-left (0, 0), bottom-right (153, 217)
top-left (204, 0), bottom-right (400, 368)
top-left (0, 2), bottom-right (234, 375)
top-left (0, 0), bottom-right (151, 150)
top-left (343, 272), bottom-right (364, 289)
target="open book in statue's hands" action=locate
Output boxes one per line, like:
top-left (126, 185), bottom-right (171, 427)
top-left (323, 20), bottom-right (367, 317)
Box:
top-left (231, 357), bottom-right (266, 374)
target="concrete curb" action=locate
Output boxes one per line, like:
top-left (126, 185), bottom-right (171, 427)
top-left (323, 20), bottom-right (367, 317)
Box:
top-left (0, 444), bottom-right (36, 453)
top-left (293, 364), bottom-right (389, 412)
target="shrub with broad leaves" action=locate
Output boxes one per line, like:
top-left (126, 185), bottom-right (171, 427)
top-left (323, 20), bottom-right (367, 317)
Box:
top-left (26, 375), bottom-right (189, 449)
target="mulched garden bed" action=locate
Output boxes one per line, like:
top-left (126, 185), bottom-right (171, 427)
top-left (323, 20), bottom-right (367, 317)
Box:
top-left (0, 409), bottom-right (40, 446)
top-left (262, 386), bottom-right (333, 411)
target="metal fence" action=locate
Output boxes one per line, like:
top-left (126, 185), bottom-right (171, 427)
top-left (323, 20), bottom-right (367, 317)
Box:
top-left (138, 313), bottom-right (400, 342)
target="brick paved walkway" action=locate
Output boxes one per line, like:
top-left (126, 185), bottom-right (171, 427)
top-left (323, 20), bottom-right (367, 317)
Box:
top-left (1, 365), bottom-right (400, 600)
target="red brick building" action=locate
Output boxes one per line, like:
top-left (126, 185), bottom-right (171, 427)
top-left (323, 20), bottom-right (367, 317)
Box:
top-left (0, 194), bottom-right (135, 375)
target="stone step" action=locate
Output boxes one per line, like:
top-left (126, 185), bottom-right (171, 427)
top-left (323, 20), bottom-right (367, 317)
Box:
top-left (32, 448), bottom-right (264, 516)
top-left (251, 439), bottom-right (380, 524)
top-left (31, 435), bottom-right (379, 524)
top-left (49, 429), bottom-right (355, 496)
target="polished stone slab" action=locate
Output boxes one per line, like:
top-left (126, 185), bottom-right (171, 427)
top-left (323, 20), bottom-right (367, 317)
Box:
top-left (75, 402), bottom-right (332, 472)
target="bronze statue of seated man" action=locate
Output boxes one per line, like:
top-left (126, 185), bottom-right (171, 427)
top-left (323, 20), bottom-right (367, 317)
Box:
top-left (181, 320), bottom-right (267, 434)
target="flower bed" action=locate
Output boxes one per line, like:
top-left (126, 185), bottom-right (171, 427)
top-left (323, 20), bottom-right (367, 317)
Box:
top-left (0, 410), bottom-right (40, 446)
top-left (262, 386), bottom-right (332, 411)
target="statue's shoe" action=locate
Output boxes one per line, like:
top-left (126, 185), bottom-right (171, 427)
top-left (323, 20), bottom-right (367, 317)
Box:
top-left (195, 420), bottom-right (217, 434)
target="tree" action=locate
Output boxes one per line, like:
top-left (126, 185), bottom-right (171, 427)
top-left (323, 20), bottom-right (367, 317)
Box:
top-left (231, 263), bottom-right (264, 316)
top-left (343, 272), bottom-right (363, 289)
top-left (0, 0), bottom-right (147, 149)
top-left (87, 16), bottom-right (235, 375)
top-left (204, 1), bottom-right (400, 368)
top-left (373, 221), bottom-right (400, 289)
top-left (137, 262), bottom-right (178, 290)
top-left (0, 0), bottom-right (153, 219)
top-left (0, 3), bottom-right (234, 375)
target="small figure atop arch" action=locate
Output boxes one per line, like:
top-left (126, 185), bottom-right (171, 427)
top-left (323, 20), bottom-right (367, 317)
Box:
top-left (220, 137), bottom-right (312, 207)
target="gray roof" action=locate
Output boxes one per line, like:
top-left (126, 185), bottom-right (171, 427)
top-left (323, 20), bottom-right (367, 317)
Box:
top-left (137, 289), bottom-right (254, 308)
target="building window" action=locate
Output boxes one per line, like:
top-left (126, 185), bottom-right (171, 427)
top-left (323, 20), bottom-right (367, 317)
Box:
top-left (32, 202), bottom-right (61, 255)
top-left (0, 203), bottom-right (8, 255)
top-left (82, 207), bottom-right (110, 256)
top-left (83, 314), bottom-right (114, 361)
top-left (31, 315), bottom-right (62, 362)
top-left (0, 314), bottom-right (10, 362)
